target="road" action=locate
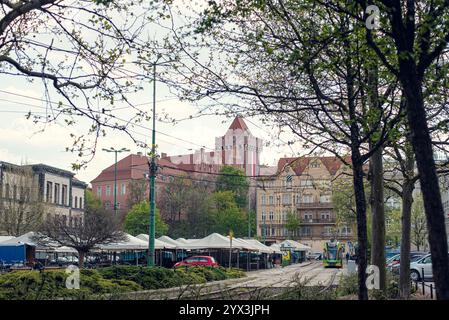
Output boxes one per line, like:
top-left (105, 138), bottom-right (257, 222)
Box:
top-left (118, 261), bottom-right (345, 300)
top-left (230, 261), bottom-right (344, 288)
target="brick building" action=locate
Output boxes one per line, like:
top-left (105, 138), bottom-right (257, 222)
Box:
top-left (256, 156), bottom-right (356, 251)
top-left (90, 153), bottom-right (186, 220)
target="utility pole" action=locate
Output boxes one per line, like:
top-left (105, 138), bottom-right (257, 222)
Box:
top-left (148, 62), bottom-right (157, 267)
top-left (137, 57), bottom-right (174, 267)
top-left (102, 147), bottom-right (130, 217)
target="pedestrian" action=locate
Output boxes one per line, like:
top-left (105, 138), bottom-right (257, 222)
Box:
top-left (345, 252), bottom-right (350, 263)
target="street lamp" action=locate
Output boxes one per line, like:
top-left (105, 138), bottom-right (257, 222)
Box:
top-left (102, 147), bottom-right (130, 217)
top-left (137, 57), bottom-right (175, 267)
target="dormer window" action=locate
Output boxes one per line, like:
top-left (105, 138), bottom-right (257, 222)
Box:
top-left (311, 161), bottom-right (320, 168)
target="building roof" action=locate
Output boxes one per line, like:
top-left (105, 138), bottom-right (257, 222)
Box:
top-left (277, 156), bottom-right (351, 176)
top-left (228, 116), bottom-right (249, 131)
top-left (91, 153), bottom-right (184, 184)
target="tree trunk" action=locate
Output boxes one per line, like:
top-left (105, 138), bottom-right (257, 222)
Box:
top-left (352, 156), bottom-right (369, 300)
top-left (402, 75), bottom-right (449, 299)
top-left (399, 179), bottom-right (414, 299)
top-left (78, 251), bottom-right (85, 269)
top-left (370, 145), bottom-right (386, 293)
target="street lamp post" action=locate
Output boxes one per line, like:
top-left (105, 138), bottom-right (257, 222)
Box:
top-left (102, 147), bottom-right (130, 217)
top-left (139, 58), bottom-right (174, 267)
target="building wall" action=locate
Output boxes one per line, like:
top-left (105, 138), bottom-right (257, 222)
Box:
top-left (256, 157), bottom-right (355, 248)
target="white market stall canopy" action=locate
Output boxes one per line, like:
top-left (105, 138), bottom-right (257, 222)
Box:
top-left (242, 239), bottom-right (278, 254)
top-left (184, 233), bottom-right (251, 250)
top-left (135, 234), bottom-right (176, 250)
top-left (0, 236), bottom-right (15, 243)
top-left (269, 243), bottom-right (283, 254)
top-left (279, 240), bottom-right (311, 252)
top-left (157, 235), bottom-right (184, 248)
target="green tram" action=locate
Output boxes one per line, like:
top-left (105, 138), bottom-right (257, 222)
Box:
top-left (323, 240), bottom-right (343, 268)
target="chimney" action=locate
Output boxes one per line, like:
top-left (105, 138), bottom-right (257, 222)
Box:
top-left (161, 153), bottom-right (167, 158)
top-left (137, 152), bottom-right (143, 156)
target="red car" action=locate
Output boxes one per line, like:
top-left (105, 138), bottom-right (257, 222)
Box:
top-left (174, 256), bottom-right (219, 268)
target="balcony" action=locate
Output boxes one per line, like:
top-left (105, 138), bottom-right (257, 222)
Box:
top-left (297, 202), bottom-right (333, 209)
top-left (300, 218), bottom-right (336, 224)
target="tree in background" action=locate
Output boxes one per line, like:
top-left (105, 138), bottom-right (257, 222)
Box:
top-left (208, 191), bottom-right (247, 237)
top-left (35, 206), bottom-right (125, 268)
top-left (216, 166), bottom-right (249, 209)
top-left (126, 179), bottom-right (148, 209)
top-left (411, 195), bottom-right (428, 252)
top-left (0, 165), bottom-right (46, 236)
top-left (0, 1), bottom-right (170, 168)
top-left (124, 201), bottom-right (168, 237)
top-left (285, 211), bottom-right (300, 239)
top-left (85, 189), bottom-right (102, 211)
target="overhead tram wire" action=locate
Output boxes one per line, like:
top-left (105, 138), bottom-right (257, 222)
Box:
top-left (0, 89), bottom-right (215, 152)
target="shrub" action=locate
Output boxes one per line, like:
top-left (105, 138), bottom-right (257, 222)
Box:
top-left (0, 269), bottom-right (142, 300)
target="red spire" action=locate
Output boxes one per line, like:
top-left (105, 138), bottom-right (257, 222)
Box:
top-left (228, 116), bottom-right (249, 131)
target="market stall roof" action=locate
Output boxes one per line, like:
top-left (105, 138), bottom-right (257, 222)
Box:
top-left (0, 236), bottom-right (15, 243)
top-left (269, 243), bottom-right (283, 254)
top-left (227, 237), bottom-right (261, 251)
top-left (135, 234), bottom-right (176, 249)
top-left (241, 239), bottom-right (278, 254)
top-left (179, 233), bottom-right (243, 250)
top-left (157, 235), bottom-right (184, 248)
top-left (279, 240), bottom-right (311, 251)
top-left (176, 238), bottom-right (195, 244)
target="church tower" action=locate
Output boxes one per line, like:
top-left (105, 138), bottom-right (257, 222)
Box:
top-left (215, 116), bottom-right (263, 176)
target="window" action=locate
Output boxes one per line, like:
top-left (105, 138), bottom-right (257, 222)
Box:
top-left (282, 194), bottom-right (291, 205)
top-left (320, 194), bottom-right (331, 203)
top-left (269, 211), bottom-right (274, 221)
top-left (321, 213), bottom-right (331, 220)
top-left (286, 175), bottom-right (293, 189)
top-left (269, 195), bottom-right (274, 205)
top-left (300, 180), bottom-right (313, 187)
top-left (79, 197), bottom-right (83, 209)
top-left (62, 185), bottom-right (67, 206)
top-left (302, 195), bottom-right (313, 203)
top-left (97, 186), bottom-right (102, 197)
top-left (300, 226), bottom-right (311, 236)
top-left (4, 183), bottom-right (9, 199)
top-left (262, 211), bottom-right (266, 221)
top-left (54, 183), bottom-right (60, 204)
top-left (121, 183), bottom-right (126, 195)
top-left (324, 226), bottom-right (333, 235)
top-left (261, 195), bottom-right (266, 205)
top-left (46, 181), bottom-right (53, 202)
top-left (304, 213), bottom-right (313, 221)
top-left (106, 185), bottom-right (111, 196)
top-left (311, 161), bottom-right (320, 168)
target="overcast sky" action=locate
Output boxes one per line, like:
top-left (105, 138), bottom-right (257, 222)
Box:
top-left (0, 75), bottom-right (298, 185)
top-left (0, 1), bottom-right (301, 186)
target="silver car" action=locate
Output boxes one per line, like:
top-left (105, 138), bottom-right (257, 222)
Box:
top-left (409, 254), bottom-right (449, 281)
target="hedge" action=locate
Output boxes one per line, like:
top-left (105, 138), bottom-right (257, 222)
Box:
top-left (0, 266), bottom-right (245, 300)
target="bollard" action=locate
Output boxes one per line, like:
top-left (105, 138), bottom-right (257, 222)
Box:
top-left (430, 284), bottom-right (433, 299)
top-left (422, 268), bottom-right (425, 295)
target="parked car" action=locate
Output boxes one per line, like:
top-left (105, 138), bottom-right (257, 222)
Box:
top-left (410, 253), bottom-right (449, 281)
top-left (173, 256), bottom-right (218, 268)
top-left (387, 252), bottom-right (427, 273)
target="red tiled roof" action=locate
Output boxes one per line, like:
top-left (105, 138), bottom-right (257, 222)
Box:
top-left (277, 156), bottom-right (351, 176)
top-left (91, 154), bottom-right (183, 183)
top-left (228, 116), bottom-right (249, 131)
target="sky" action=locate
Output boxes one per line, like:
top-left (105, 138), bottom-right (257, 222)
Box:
top-left (0, 76), bottom-right (297, 185)
top-left (0, 1), bottom-right (300, 186)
